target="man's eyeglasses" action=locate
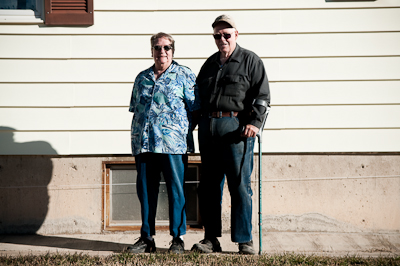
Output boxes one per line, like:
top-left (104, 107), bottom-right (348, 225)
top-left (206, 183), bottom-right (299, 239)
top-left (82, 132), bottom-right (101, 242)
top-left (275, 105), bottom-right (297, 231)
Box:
top-left (213, 33), bottom-right (232, 40)
top-left (153, 45), bottom-right (173, 51)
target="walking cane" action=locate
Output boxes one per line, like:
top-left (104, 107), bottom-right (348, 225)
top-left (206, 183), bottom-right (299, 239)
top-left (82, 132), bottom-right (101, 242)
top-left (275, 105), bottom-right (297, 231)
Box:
top-left (254, 101), bottom-right (270, 255)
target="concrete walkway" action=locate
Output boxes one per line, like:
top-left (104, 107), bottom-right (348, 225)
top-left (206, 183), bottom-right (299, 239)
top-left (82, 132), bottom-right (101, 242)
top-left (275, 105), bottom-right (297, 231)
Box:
top-left (1, 231), bottom-right (399, 257)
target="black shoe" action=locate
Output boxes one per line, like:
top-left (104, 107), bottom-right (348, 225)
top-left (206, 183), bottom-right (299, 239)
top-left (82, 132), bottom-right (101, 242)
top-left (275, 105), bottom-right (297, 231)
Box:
top-left (126, 237), bottom-right (156, 253)
top-left (191, 238), bottom-right (222, 253)
top-left (238, 240), bottom-right (256, 255)
top-left (168, 237), bottom-right (185, 254)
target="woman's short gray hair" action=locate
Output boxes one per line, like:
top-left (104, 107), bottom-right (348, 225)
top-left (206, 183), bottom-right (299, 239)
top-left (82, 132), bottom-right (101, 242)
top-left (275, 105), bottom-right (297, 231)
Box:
top-left (151, 32), bottom-right (175, 54)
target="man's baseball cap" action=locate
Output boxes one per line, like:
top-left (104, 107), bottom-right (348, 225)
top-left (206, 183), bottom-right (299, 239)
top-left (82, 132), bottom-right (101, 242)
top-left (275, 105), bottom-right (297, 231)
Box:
top-left (212, 14), bottom-right (237, 29)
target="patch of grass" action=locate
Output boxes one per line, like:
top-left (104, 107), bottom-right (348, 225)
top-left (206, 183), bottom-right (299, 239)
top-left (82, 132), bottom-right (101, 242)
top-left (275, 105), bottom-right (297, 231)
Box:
top-left (0, 252), bottom-right (399, 265)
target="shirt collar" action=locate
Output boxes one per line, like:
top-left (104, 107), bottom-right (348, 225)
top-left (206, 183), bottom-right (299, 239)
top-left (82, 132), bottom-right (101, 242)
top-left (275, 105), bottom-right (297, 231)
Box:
top-left (148, 60), bottom-right (178, 80)
top-left (212, 44), bottom-right (242, 65)
top-left (229, 44), bottom-right (242, 63)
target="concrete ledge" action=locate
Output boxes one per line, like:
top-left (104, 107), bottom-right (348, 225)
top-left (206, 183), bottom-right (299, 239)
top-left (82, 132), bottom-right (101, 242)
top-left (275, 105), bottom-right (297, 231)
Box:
top-left (260, 232), bottom-right (400, 256)
top-left (1, 232), bottom-right (399, 257)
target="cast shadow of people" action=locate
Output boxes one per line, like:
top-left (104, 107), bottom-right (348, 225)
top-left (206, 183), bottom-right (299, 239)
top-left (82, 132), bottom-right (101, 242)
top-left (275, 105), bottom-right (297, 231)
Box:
top-left (0, 126), bottom-right (57, 234)
top-left (0, 235), bottom-right (132, 253)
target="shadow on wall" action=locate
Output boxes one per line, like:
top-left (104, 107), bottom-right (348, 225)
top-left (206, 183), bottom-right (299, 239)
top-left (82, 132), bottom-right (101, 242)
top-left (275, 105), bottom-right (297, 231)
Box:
top-left (0, 126), bottom-right (58, 234)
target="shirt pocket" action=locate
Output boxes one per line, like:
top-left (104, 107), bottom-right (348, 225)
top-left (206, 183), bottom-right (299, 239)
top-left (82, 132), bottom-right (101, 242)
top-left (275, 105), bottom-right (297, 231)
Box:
top-left (219, 75), bottom-right (246, 97)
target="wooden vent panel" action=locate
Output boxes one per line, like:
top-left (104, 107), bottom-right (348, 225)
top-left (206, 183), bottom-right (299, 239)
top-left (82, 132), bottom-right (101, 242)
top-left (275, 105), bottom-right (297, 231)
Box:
top-left (45, 0), bottom-right (93, 26)
top-left (51, 1), bottom-right (87, 11)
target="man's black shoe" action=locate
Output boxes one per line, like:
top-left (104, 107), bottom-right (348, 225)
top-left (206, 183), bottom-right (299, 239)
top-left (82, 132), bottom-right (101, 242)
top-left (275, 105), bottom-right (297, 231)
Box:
top-left (238, 240), bottom-right (256, 255)
top-left (126, 237), bottom-right (156, 253)
top-left (191, 238), bottom-right (222, 253)
top-left (168, 237), bottom-right (185, 254)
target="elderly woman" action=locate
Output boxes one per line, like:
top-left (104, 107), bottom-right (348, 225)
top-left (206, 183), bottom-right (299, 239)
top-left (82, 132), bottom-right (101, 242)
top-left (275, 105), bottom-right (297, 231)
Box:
top-left (127, 32), bottom-right (200, 254)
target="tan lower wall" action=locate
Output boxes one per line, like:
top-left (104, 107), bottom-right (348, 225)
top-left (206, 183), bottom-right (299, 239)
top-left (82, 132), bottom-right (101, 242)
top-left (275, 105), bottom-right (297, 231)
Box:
top-left (0, 154), bottom-right (399, 235)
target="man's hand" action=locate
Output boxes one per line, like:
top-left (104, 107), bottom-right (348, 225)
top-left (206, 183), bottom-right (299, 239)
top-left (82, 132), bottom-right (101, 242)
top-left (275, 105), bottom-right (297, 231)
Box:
top-left (241, 124), bottom-right (259, 138)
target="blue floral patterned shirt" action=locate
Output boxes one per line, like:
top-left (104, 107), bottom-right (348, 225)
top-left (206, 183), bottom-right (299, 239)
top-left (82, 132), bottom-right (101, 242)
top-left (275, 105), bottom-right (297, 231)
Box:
top-left (129, 60), bottom-right (200, 155)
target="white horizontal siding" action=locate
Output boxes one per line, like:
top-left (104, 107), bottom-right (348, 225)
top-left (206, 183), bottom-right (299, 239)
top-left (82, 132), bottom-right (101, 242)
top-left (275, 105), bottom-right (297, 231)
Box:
top-left (2, 81), bottom-right (399, 107)
top-left (1, 57), bottom-right (399, 82)
top-left (0, 84), bottom-right (75, 107)
top-left (69, 131), bottom-right (131, 155)
top-left (2, 32), bottom-right (400, 59)
top-left (0, 107), bottom-right (132, 131)
top-left (94, 0), bottom-right (400, 10)
top-left (0, 131), bottom-right (70, 155)
top-left (0, 83), bottom-right (132, 107)
top-left (272, 81), bottom-right (400, 106)
top-left (0, 3), bottom-right (399, 155)
top-left (1, 8), bottom-right (399, 34)
top-left (240, 32), bottom-right (400, 58)
top-left (270, 105), bottom-right (400, 129)
top-left (1, 129), bottom-right (399, 155)
top-left (1, 105), bottom-right (399, 131)
top-left (274, 57), bottom-right (400, 81)
top-left (263, 129), bottom-right (400, 153)
top-left (0, 131), bottom-right (131, 155)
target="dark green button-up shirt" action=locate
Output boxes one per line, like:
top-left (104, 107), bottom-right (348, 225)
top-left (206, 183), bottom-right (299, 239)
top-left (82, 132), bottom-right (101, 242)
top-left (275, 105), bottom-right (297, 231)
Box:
top-left (197, 44), bottom-right (270, 128)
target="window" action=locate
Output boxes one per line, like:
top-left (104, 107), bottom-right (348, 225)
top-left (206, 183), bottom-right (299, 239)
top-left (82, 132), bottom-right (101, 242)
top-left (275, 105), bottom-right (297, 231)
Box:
top-left (103, 161), bottom-right (201, 231)
top-left (0, 0), bottom-right (44, 24)
top-left (0, 0), bottom-right (93, 25)
top-left (0, 0), bottom-right (36, 9)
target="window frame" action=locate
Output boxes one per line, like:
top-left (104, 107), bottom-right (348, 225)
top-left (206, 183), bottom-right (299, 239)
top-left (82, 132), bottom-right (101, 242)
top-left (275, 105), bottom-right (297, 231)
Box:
top-left (0, 0), bottom-right (44, 24)
top-left (102, 160), bottom-right (202, 232)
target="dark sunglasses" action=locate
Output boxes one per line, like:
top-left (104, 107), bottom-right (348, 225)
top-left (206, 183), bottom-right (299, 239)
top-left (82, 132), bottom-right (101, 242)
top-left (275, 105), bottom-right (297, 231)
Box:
top-left (213, 33), bottom-right (232, 40)
top-left (153, 45), bottom-right (173, 51)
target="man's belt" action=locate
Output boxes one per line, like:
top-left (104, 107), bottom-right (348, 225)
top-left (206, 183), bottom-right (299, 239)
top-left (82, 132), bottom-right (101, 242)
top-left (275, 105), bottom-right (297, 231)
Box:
top-left (209, 111), bottom-right (238, 118)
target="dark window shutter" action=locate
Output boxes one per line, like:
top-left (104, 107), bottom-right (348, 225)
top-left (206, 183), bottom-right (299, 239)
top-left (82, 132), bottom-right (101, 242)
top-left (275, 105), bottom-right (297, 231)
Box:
top-left (45, 0), bottom-right (93, 26)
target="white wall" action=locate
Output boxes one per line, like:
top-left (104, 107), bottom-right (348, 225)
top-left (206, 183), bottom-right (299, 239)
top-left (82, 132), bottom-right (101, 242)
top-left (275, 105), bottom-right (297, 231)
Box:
top-left (1, 0), bottom-right (400, 155)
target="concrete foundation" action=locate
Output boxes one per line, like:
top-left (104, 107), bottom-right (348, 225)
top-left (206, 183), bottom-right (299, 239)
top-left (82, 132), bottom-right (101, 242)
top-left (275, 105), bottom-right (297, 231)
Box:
top-left (0, 153), bottom-right (399, 238)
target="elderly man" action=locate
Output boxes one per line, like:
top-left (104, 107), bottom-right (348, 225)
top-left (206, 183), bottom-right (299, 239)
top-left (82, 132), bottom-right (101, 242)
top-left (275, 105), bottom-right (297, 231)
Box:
top-left (191, 15), bottom-right (270, 255)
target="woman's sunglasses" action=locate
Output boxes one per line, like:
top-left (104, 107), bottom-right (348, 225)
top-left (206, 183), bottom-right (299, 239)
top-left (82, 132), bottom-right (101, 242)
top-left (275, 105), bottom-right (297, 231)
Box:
top-left (153, 45), bottom-right (173, 51)
top-left (213, 33), bottom-right (232, 40)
